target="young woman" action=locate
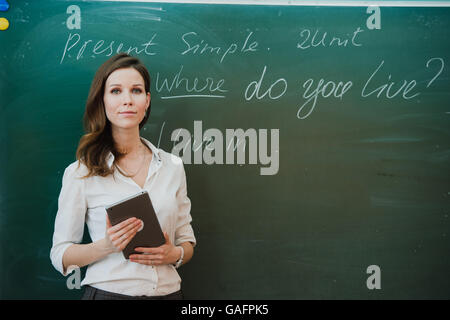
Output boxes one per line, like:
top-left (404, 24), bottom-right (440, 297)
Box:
top-left (50, 53), bottom-right (196, 300)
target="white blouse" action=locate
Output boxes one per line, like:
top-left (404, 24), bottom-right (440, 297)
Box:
top-left (50, 137), bottom-right (196, 296)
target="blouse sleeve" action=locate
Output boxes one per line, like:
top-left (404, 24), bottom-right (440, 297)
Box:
top-left (50, 162), bottom-right (87, 276)
top-left (174, 162), bottom-right (196, 247)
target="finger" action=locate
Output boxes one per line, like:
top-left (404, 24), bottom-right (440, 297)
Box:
top-left (109, 219), bottom-right (141, 240)
top-left (134, 247), bottom-right (163, 254)
top-left (114, 219), bottom-right (142, 241)
top-left (130, 256), bottom-right (163, 266)
top-left (163, 232), bottom-right (170, 244)
top-left (130, 253), bottom-right (163, 261)
top-left (106, 214), bottom-right (112, 228)
top-left (108, 217), bottom-right (137, 233)
top-left (135, 239), bottom-right (168, 253)
top-left (117, 230), bottom-right (139, 251)
top-left (114, 222), bottom-right (142, 246)
top-left (110, 223), bottom-right (139, 245)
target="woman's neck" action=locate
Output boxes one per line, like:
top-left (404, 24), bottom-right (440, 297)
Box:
top-left (112, 127), bottom-right (142, 156)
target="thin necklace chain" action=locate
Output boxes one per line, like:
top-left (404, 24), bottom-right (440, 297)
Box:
top-left (117, 144), bottom-right (148, 178)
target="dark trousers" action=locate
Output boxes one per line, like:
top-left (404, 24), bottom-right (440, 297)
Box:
top-left (82, 285), bottom-right (183, 300)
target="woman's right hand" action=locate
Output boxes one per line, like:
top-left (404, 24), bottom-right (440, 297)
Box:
top-left (104, 215), bottom-right (143, 253)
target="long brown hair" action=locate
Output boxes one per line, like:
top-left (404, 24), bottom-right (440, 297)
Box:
top-left (76, 53), bottom-right (151, 178)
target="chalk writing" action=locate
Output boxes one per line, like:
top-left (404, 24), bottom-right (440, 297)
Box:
top-left (60, 33), bottom-right (158, 64)
top-left (245, 66), bottom-right (287, 101)
top-left (155, 65), bottom-right (228, 99)
top-left (181, 30), bottom-right (259, 63)
top-left (58, 30), bottom-right (445, 122)
top-left (298, 78), bottom-right (353, 119)
top-left (362, 60), bottom-right (420, 100)
top-left (297, 27), bottom-right (364, 50)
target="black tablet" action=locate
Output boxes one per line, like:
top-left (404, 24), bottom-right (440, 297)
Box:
top-left (105, 191), bottom-right (165, 259)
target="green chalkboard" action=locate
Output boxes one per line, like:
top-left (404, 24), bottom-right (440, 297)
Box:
top-left (0, 1), bottom-right (449, 299)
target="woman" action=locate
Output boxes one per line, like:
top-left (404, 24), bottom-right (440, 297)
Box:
top-left (50, 53), bottom-right (196, 300)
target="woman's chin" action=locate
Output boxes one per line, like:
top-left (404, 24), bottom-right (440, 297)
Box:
top-left (111, 121), bottom-right (141, 131)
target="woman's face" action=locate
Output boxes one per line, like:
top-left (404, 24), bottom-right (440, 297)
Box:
top-left (103, 67), bottom-right (150, 131)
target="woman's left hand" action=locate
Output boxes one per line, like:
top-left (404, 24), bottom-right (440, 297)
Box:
top-left (129, 232), bottom-right (180, 266)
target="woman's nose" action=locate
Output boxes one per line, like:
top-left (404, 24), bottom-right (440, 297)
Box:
top-left (122, 91), bottom-right (133, 105)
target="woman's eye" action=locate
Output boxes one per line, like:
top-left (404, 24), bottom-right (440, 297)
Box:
top-left (110, 88), bottom-right (142, 94)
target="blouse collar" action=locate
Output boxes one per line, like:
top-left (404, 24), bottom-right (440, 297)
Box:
top-left (106, 137), bottom-right (161, 169)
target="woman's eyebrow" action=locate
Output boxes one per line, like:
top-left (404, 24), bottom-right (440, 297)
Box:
top-left (109, 84), bottom-right (144, 87)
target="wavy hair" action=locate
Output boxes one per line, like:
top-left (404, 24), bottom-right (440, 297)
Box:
top-left (76, 53), bottom-right (151, 177)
